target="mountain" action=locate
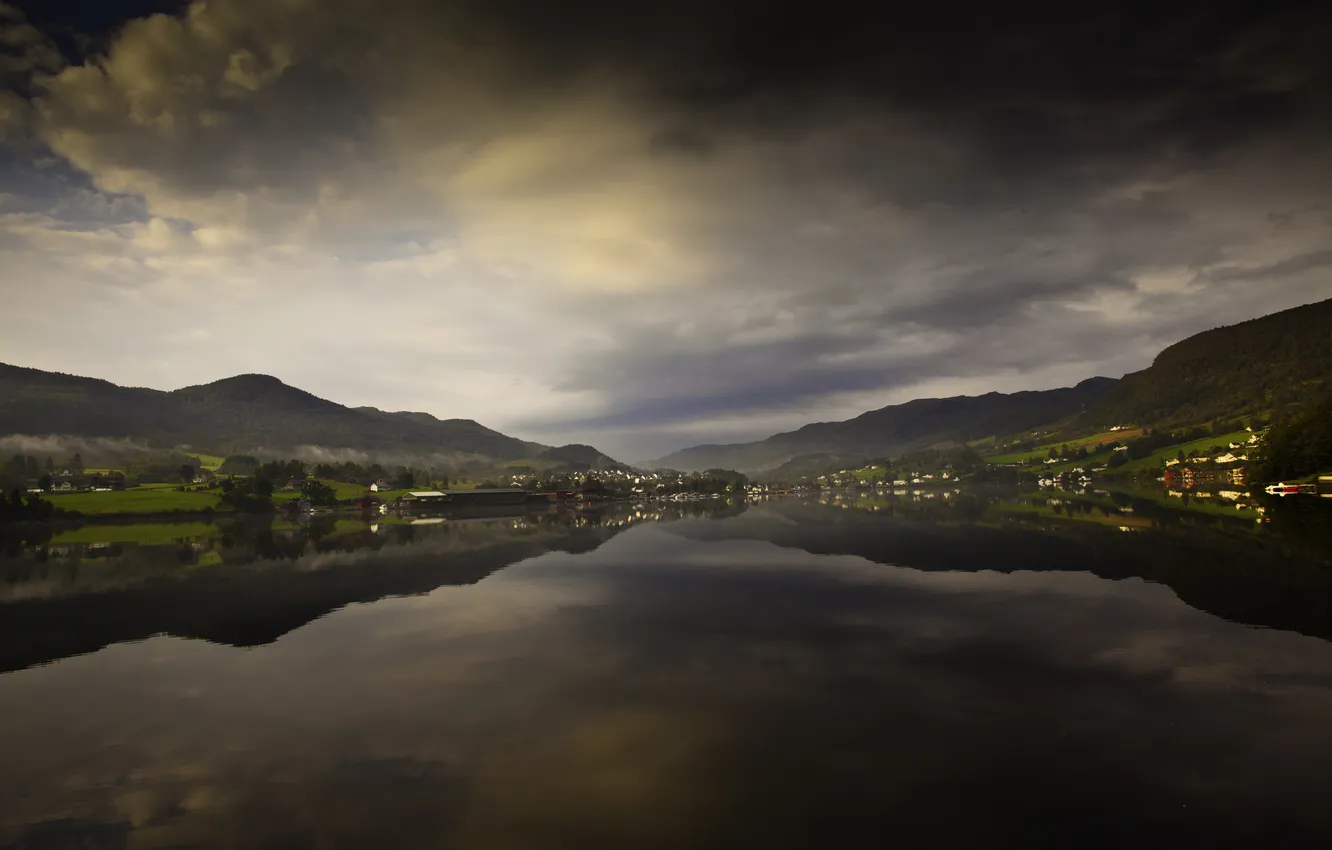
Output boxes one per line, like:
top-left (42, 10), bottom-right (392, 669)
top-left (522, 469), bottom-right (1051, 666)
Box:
top-left (654, 297), bottom-right (1332, 475)
top-left (0, 363), bottom-right (564, 462)
top-left (536, 443), bottom-right (623, 469)
top-left (652, 378), bottom-right (1118, 474)
top-left (0, 518), bottom-right (630, 674)
top-left (1088, 297), bottom-right (1332, 426)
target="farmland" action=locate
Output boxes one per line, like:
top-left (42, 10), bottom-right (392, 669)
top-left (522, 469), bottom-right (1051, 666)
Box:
top-left (45, 488), bottom-right (221, 515)
top-left (1113, 430), bottom-right (1253, 474)
top-left (982, 429), bottom-right (1144, 465)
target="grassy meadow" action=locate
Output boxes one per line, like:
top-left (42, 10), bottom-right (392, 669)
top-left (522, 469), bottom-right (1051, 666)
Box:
top-left (47, 488), bottom-right (221, 515)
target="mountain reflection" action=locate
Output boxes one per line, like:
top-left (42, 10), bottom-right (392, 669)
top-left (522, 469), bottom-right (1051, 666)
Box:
top-left (2, 492), bottom-right (1332, 848)
top-left (3, 491), bottom-right (1330, 674)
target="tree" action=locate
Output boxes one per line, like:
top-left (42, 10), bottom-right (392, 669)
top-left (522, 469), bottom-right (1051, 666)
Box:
top-left (1107, 451), bottom-right (1128, 469)
top-left (301, 479), bottom-right (338, 506)
top-left (1252, 392), bottom-right (1332, 482)
top-left (70, 452), bottom-right (85, 473)
top-left (44, 457), bottom-right (54, 472)
top-left (38, 474), bottom-right (52, 491)
top-left (179, 464), bottom-right (196, 484)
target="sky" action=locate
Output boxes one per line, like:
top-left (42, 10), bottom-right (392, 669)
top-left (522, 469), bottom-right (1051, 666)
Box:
top-left (1, 0), bottom-right (1330, 463)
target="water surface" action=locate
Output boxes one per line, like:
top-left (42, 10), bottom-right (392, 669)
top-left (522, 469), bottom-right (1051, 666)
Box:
top-left (3, 492), bottom-right (1332, 848)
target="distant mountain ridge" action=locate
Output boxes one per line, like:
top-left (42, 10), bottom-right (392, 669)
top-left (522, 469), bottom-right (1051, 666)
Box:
top-left (653, 296), bottom-right (1332, 473)
top-left (652, 378), bottom-right (1119, 473)
top-left (0, 363), bottom-right (610, 464)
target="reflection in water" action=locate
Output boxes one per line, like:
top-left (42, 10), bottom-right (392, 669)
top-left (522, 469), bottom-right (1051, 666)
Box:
top-left (1, 492), bottom-right (1331, 848)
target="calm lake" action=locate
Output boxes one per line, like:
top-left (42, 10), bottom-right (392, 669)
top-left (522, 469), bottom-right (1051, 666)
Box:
top-left (3, 490), bottom-right (1332, 848)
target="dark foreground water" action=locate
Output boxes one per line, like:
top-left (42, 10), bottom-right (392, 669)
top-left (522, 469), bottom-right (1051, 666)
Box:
top-left (3, 491), bottom-right (1332, 849)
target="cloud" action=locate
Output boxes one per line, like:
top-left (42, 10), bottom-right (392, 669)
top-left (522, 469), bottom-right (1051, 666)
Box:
top-left (0, 0), bottom-right (1330, 459)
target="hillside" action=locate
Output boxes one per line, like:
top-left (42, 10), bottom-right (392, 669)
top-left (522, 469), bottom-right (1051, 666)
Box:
top-left (537, 443), bottom-right (623, 469)
top-left (0, 363), bottom-right (553, 461)
top-left (653, 378), bottom-right (1119, 474)
top-left (1089, 297), bottom-right (1332, 426)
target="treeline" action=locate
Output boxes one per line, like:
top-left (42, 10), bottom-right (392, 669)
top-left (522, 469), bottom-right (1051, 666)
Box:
top-left (1091, 297), bottom-right (1332, 426)
top-left (1, 450), bottom-right (205, 492)
top-left (2, 453), bottom-right (74, 492)
top-left (216, 456), bottom-right (444, 489)
top-left (0, 489), bottom-right (62, 522)
top-left (1252, 394), bottom-right (1332, 482)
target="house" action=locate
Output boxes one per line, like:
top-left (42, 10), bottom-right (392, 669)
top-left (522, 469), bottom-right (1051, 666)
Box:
top-left (1165, 458), bottom-right (1181, 467)
top-left (1113, 446), bottom-right (1128, 452)
top-left (369, 483), bottom-right (380, 492)
top-left (398, 490), bottom-right (449, 506)
top-left (1214, 453), bottom-right (1239, 464)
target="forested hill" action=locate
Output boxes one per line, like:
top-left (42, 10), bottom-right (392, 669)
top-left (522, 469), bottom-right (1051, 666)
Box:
top-left (651, 378), bottom-right (1119, 473)
top-left (537, 443), bottom-right (623, 469)
top-left (0, 364), bottom-right (553, 461)
top-left (1089, 297), bottom-right (1332, 426)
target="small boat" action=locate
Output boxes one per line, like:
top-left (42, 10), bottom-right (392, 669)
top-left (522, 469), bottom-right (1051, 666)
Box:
top-left (1264, 482), bottom-right (1302, 495)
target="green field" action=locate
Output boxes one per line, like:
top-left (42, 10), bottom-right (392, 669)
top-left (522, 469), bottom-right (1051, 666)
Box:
top-left (51, 522), bottom-right (221, 545)
top-left (47, 488), bottom-right (221, 515)
top-left (270, 479), bottom-right (411, 501)
top-left (184, 453), bottom-right (225, 471)
top-left (1114, 430), bottom-right (1253, 475)
top-left (983, 429), bottom-right (1145, 465)
top-left (993, 430), bottom-right (1253, 478)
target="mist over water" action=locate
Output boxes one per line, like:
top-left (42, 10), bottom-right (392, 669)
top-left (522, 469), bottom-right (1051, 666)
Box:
top-left (2, 493), bottom-right (1331, 848)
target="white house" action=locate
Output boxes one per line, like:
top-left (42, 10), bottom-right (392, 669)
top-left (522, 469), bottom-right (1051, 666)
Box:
top-left (1214, 453), bottom-right (1239, 464)
top-left (1165, 458), bottom-right (1181, 467)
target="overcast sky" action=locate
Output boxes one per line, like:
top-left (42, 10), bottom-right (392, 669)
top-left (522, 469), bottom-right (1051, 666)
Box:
top-left (1, 0), bottom-right (1330, 462)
